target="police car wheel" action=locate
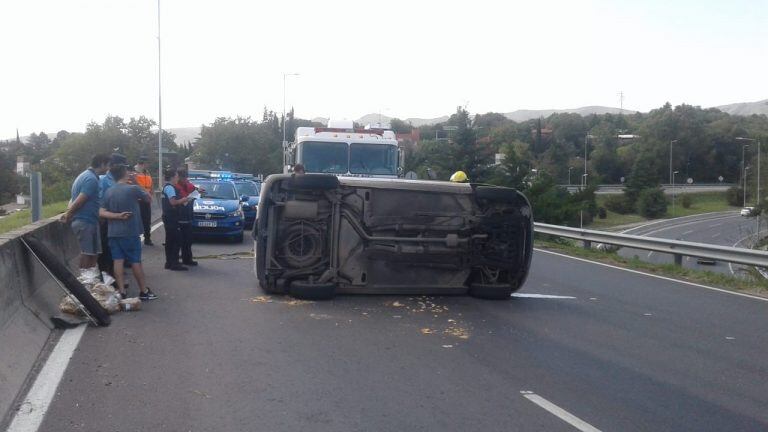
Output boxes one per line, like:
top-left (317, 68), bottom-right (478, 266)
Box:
top-left (289, 280), bottom-right (335, 300)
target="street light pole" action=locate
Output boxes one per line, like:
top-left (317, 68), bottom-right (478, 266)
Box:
top-left (282, 73), bottom-right (300, 146)
top-left (568, 166), bottom-right (573, 185)
top-left (672, 170), bottom-right (679, 217)
top-left (737, 137), bottom-right (761, 240)
top-left (669, 140), bottom-right (677, 185)
top-left (157, 0), bottom-right (163, 182)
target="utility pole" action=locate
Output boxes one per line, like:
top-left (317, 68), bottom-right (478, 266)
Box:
top-left (669, 140), bottom-right (677, 185)
top-left (157, 0), bottom-right (163, 184)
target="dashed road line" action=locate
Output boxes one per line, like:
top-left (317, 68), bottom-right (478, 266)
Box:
top-left (6, 325), bottom-right (87, 432)
top-left (512, 293), bottom-right (576, 299)
top-left (520, 391), bottom-right (602, 432)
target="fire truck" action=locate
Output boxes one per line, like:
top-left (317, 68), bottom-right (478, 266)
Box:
top-left (283, 119), bottom-right (402, 178)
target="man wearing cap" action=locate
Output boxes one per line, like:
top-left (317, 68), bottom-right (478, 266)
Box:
top-left (134, 158), bottom-right (154, 245)
top-left (97, 153), bottom-right (128, 279)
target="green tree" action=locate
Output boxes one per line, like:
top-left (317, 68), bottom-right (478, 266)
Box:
top-left (637, 187), bottom-right (668, 218)
top-left (625, 149), bottom-right (660, 203)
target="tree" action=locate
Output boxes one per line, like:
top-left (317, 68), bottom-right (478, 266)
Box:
top-left (637, 187), bottom-right (668, 218)
top-left (625, 149), bottom-right (660, 203)
top-left (389, 118), bottom-right (413, 134)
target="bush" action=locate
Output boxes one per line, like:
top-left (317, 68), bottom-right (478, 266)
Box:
top-left (597, 207), bottom-right (607, 219)
top-left (604, 194), bottom-right (635, 214)
top-left (680, 194), bottom-right (692, 209)
top-left (726, 186), bottom-right (749, 207)
top-left (637, 187), bottom-right (668, 218)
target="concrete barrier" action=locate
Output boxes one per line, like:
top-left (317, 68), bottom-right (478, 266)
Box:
top-left (0, 217), bottom-right (81, 425)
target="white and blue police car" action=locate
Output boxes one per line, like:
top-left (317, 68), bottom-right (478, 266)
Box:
top-left (190, 173), bottom-right (246, 243)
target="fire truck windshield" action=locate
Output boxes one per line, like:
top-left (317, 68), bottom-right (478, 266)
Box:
top-left (349, 143), bottom-right (398, 176)
top-left (301, 141), bottom-right (348, 174)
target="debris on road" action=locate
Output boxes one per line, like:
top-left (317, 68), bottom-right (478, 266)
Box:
top-left (247, 295), bottom-right (313, 306)
top-left (120, 298), bottom-right (142, 311)
top-left (420, 328), bottom-right (435, 335)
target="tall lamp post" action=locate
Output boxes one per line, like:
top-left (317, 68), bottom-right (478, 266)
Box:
top-left (669, 139), bottom-right (678, 185)
top-left (282, 73), bottom-right (300, 146)
top-left (568, 166), bottom-right (573, 185)
top-left (157, 0), bottom-right (163, 182)
top-left (580, 173), bottom-right (588, 228)
top-left (736, 137), bottom-right (761, 240)
top-left (672, 170), bottom-right (679, 217)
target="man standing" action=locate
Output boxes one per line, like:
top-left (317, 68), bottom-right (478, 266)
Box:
top-left (98, 153), bottom-right (129, 278)
top-left (100, 165), bottom-right (157, 300)
top-left (175, 169), bottom-right (199, 266)
top-left (162, 168), bottom-right (191, 271)
top-left (61, 154), bottom-right (111, 270)
top-left (133, 158), bottom-right (154, 245)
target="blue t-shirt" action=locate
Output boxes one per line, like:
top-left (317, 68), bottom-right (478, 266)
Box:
top-left (70, 169), bottom-right (101, 224)
top-left (101, 183), bottom-right (150, 237)
top-left (163, 184), bottom-right (177, 199)
top-left (99, 172), bottom-right (116, 201)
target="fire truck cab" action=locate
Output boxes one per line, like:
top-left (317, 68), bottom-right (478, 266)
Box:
top-left (283, 120), bottom-right (402, 178)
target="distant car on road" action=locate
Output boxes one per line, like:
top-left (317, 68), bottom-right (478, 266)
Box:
top-left (740, 207), bottom-right (755, 217)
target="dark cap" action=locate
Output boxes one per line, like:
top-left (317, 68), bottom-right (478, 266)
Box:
top-left (137, 156), bottom-right (148, 163)
top-left (109, 153), bottom-right (128, 167)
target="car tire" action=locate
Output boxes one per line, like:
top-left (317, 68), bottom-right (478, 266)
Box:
top-left (22, 235), bottom-right (112, 326)
top-left (289, 280), bottom-right (336, 300)
top-left (288, 174), bottom-right (340, 191)
top-left (469, 283), bottom-right (513, 300)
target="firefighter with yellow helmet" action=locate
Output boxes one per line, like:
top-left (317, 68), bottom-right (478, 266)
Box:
top-left (450, 170), bottom-right (468, 183)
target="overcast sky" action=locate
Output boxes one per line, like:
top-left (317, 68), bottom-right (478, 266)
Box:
top-left (1, 0), bottom-right (766, 138)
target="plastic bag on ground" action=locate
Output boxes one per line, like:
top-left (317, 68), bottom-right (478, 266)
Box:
top-left (77, 266), bottom-right (101, 286)
top-left (120, 297), bottom-right (142, 311)
top-left (101, 271), bottom-right (115, 287)
top-left (59, 295), bottom-right (84, 316)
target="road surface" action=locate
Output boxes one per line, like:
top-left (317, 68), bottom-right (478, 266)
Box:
top-left (618, 212), bottom-right (757, 275)
top-left (9, 226), bottom-right (768, 432)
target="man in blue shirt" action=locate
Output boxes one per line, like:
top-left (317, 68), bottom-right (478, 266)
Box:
top-left (62, 154), bottom-right (111, 270)
top-left (97, 153), bottom-right (129, 278)
top-left (101, 164), bottom-right (158, 301)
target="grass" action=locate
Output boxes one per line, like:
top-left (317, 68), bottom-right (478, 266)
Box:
top-left (0, 201), bottom-right (68, 234)
top-left (591, 192), bottom-right (739, 230)
top-left (535, 237), bottom-right (768, 296)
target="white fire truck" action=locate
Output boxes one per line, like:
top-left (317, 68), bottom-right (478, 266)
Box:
top-left (283, 119), bottom-right (402, 178)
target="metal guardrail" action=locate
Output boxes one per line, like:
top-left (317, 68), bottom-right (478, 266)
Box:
top-left (534, 222), bottom-right (768, 268)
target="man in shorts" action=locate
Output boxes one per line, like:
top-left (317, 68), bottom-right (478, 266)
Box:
top-left (100, 164), bottom-right (158, 301)
top-left (62, 154), bottom-right (111, 269)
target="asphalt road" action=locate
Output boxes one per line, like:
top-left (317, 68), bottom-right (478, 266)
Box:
top-left (27, 227), bottom-right (768, 432)
top-left (618, 212), bottom-right (757, 275)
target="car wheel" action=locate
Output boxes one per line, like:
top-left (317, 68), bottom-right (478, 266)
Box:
top-left (469, 283), bottom-right (513, 300)
top-left (289, 280), bottom-right (336, 300)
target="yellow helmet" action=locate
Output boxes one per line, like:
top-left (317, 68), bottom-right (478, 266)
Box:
top-left (450, 170), bottom-right (468, 182)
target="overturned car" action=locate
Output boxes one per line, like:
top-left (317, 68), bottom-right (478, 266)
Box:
top-left (253, 174), bottom-right (533, 300)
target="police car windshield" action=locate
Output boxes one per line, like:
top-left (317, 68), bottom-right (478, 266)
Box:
top-left (234, 182), bottom-right (259, 197)
top-left (195, 182), bottom-right (237, 200)
top-left (350, 143), bottom-right (398, 175)
top-left (301, 141), bottom-right (348, 174)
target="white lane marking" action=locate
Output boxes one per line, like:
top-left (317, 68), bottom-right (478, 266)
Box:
top-left (7, 325), bottom-right (87, 432)
top-left (682, 230), bottom-right (694, 236)
top-left (535, 248), bottom-right (768, 302)
top-left (638, 215), bottom-right (740, 237)
top-left (710, 223), bottom-right (723, 228)
top-left (140, 222), bottom-right (164, 242)
top-left (511, 293), bottom-right (576, 299)
top-left (621, 212), bottom-right (738, 234)
top-left (647, 251), bottom-right (654, 258)
top-left (712, 233), bottom-right (720, 238)
top-left (520, 391), bottom-right (602, 432)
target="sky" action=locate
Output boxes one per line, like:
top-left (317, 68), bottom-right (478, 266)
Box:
top-left (1, 0), bottom-right (766, 138)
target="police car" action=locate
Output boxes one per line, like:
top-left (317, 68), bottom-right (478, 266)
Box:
top-left (233, 179), bottom-right (261, 228)
top-left (188, 172), bottom-right (246, 243)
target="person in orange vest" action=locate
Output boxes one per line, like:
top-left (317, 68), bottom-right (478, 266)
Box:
top-left (133, 158), bottom-right (154, 245)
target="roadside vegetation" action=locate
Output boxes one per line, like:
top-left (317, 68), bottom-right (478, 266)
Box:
top-left (591, 192), bottom-right (739, 229)
top-left (535, 236), bottom-right (768, 296)
top-left (0, 201), bottom-right (68, 234)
